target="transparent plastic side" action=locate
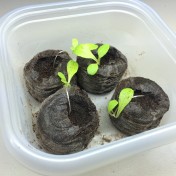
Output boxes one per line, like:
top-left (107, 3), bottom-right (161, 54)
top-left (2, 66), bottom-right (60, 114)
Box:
top-left (1, 0), bottom-right (176, 176)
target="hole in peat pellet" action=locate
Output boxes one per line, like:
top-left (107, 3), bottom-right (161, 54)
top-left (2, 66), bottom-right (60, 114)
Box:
top-left (131, 89), bottom-right (158, 110)
top-left (134, 89), bottom-right (151, 97)
top-left (68, 95), bottom-right (92, 127)
top-left (34, 57), bottom-right (60, 80)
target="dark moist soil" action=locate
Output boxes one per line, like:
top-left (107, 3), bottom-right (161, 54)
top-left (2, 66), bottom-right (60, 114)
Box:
top-left (24, 50), bottom-right (76, 102)
top-left (34, 56), bottom-right (60, 82)
top-left (77, 44), bottom-right (127, 94)
top-left (110, 77), bottom-right (170, 136)
top-left (36, 86), bottom-right (99, 154)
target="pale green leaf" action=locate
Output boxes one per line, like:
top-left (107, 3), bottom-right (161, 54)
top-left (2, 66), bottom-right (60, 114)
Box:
top-left (116, 88), bottom-right (134, 117)
top-left (71, 38), bottom-right (78, 51)
top-left (87, 63), bottom-right (99, 75)
top-left (58, 72), bottom-right (67, 84)
top-left (73, 44), bottom-right (97, 62)
top-left (108, 100), bottom-right (118, 114)
top-left (70, 46), bottom-right (74, 51)
top-left (86, 43), bottom-right (98, 50)
top-left (97, 44), bottom-right (110, 63)
top-left (67, 60), bottom-right (79, 83)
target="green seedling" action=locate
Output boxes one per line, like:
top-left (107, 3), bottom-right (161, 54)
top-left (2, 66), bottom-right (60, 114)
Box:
top-left (71, 38), bottom-right (110, 75)
top-left (58, 60), bottom-right (78, 114)
top-left (108, 88), bottom-right (134, 118)
top-left (58, 60), bottom-right (79, 87)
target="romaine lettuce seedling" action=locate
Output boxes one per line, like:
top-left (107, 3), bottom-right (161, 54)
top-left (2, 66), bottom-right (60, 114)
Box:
top-left (58, 60), bottom-right (78, 87)
top-left (71, 38), bottom-right (110, 75)
top-left (58, 60), bottom-right (78, 114)
top-left (108, 88), bottom-right (134, 118)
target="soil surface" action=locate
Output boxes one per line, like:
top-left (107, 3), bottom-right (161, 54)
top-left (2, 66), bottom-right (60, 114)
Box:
top-left (34, 57), bottom-right (60, 82)
top-left (110, 77), bottom-right (170, 135)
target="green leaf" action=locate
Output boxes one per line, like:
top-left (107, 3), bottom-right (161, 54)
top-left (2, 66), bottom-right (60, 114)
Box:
top-left (67, 60), bottom-right (79, 84)
top-left (97, 44), bottom-right (110, 63)
top-left (87, 63), bottom-right (99, 75)
top-left (108, 100), bottom-right (118, 114)
top-left (71, 38), bottom-right (78, 51)
top-left (86, 43), bottom-right (98, 50)
top-left (73, 44), bottom-right (97, 62)
top-left (116, 88), bottom-right (134, 117)
top-left (58, 72), bottom-right (68, 84)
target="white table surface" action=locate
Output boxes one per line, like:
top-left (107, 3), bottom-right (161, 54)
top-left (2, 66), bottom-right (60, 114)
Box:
top-left (1, 0), bottom-right (176, 176)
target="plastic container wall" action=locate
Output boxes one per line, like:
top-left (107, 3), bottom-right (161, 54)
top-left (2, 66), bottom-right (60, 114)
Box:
top-left (1, 0), bottom-right (176, 175)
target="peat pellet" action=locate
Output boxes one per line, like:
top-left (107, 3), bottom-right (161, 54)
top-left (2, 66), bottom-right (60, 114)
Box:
top-left (110, 77), bottom-right (170, 135)
top-left (37, 86), bottom-right (99, 154)
top-left (24, 49), bottom-right (76, 102)
top-left (77, 44), bottom-right (127, 94)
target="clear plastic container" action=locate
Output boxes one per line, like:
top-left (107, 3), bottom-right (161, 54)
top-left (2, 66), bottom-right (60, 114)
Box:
top-left (1, 0), bottom-right (176, 175)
